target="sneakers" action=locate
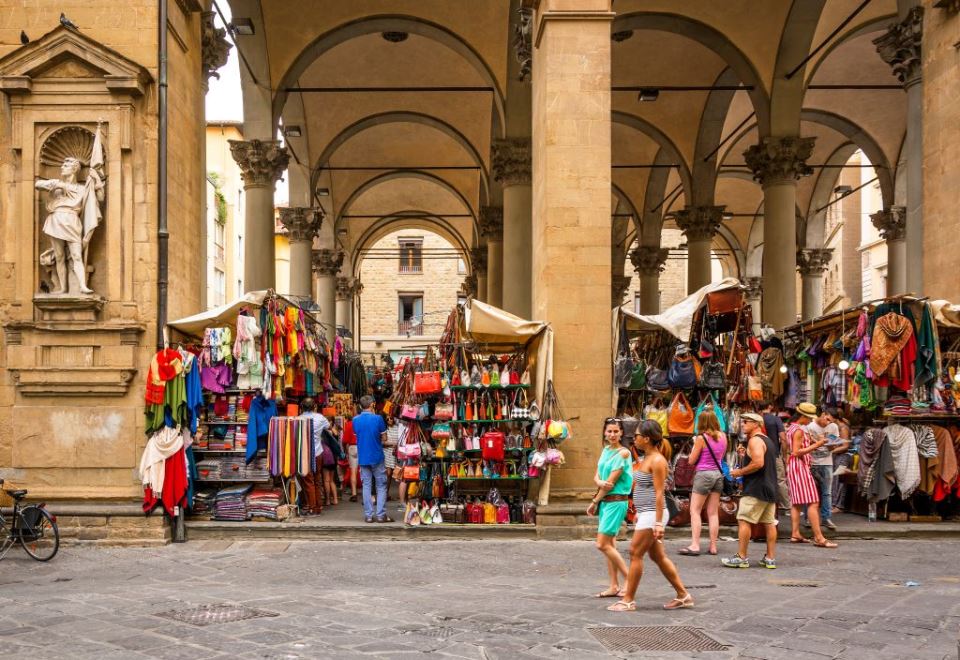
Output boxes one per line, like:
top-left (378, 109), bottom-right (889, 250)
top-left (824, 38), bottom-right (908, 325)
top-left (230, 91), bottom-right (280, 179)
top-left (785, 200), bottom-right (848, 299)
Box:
top-left (721, 554), bottom-right (749, 568)
top-left (825, 519), bottom-right (838, 531)
top-left (760, 556), bottom-right (777, 569)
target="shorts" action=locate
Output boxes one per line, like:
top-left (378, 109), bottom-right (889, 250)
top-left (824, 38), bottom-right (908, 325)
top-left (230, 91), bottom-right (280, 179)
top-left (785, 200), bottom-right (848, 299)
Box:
top-left (347, 445), bottom-right (358, 469)
top-left (596, 500), bottom-right (628, 536)
top-left (635, 510), bottom-right (668, 531)
top-left (692, 470), bottom-right (723, 495)
top-left (737, 495), bottom-right (776, 525)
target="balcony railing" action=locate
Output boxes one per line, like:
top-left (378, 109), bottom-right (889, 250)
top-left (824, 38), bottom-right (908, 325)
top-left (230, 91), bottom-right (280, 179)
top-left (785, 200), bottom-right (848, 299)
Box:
top-left (398, 320), bottom-right (424, 336)
top-left (399, 263), bottom-right (422, 274)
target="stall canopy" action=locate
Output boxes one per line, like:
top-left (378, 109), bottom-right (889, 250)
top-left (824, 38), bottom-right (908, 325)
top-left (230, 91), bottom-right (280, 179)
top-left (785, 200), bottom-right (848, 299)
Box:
top-left (167, 290), bottom-right (319, 339)
top-left (930, 300), bottom-right (960, 329)
top-left (620, 278), bottom-right (742, 341)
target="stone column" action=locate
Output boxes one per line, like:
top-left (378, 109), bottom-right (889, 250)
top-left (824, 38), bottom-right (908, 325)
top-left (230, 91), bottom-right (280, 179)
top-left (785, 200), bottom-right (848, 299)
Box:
top-left (629, 246), bottom-right (669, 314)
top-left (278, 207), bottom-right (323, 299)
top-left (743, 276), bottom-right (763, 333)
top-left (612, 275), bottom-right (632, 309)
top-left (460, 274), bottom-right (478, 299)
top-left (673, 205), bottom-right (724, 293)
top-left (797, 248), bottom-right (833, 320)
top-left (875, 6), bottom-right (923, 294)
top-left (229, 139), bottom-right (289, 292)
top-left (870, 206), bottom-right (907, 295)
top-left (480, 206), bottom-right (504, 308)
top-left (470, 247), bottom-right (488, 303)
top-left (312, 249), bottom-right (344, 342)
top-left (744, 136), bottom-right (815, 328)
top-left (336, 276), bottom-right (362, 343)
top-left (492, 138), bottom-right (532, 318)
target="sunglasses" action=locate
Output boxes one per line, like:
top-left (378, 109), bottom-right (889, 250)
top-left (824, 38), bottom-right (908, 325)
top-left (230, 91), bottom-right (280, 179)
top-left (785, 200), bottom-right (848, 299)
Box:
top-left (603, 417), bottom-right (622, 424)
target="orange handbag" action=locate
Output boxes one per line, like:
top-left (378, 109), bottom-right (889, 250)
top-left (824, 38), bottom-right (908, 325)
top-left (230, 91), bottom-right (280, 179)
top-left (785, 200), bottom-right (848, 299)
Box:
top-left (667, 392), bottom-right (695, 436)
top-left (414, 371), bottom-right (442, 394)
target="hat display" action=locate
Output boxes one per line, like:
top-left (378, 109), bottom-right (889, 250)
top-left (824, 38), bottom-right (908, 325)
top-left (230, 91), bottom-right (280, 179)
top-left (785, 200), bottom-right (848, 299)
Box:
top-left (797, 402), bottom-right (818, 418)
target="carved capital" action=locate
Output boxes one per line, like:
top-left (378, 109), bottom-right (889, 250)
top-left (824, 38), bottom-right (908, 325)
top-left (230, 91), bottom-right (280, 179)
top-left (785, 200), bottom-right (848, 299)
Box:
top-left (461, 274), bottom-right (478, 298)
top-left (873, 7), bottom-right (923, 87)
top-left (612, 275), bottom-right (632, 307)
top-left (491, 138), bottom-right (531, 186)
top-left (279, 207), bottom-right (323, 242)
top-left (514, 7), bottom-right (533, 82)
top-left (336, 276), bottom-right (362, 301)
top-left (673, 205), bottom-right (725, 242)
top-left (470, 247), bottom-right (488, 277)
top-left (743, 136), bottom-right (815, 186)
top-left (228, 139), bottom-right (289, 188)
top-left (797, 248), bottom-right (834, 276)
top-left (629, 246), bottom-right (669, 277)
top-left (742, 276), bottom-right (763, 301)
top-left (312, 248), bottom-right (344, 277)
top-left (201, 11), bottom-right (231, 83)
top-left (479, 206), bottom-right (504, 241)
top-left (870, 206), bottom-right (907, 241)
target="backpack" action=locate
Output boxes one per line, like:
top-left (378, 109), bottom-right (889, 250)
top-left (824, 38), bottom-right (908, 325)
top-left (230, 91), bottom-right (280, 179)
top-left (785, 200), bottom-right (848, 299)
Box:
top-left (699, 361), bottom-right (726, 390)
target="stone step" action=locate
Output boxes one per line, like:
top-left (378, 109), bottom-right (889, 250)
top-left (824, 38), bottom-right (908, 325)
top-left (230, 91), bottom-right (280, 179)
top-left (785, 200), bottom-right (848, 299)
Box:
top-left (184, 520), bottom-right (538, 542)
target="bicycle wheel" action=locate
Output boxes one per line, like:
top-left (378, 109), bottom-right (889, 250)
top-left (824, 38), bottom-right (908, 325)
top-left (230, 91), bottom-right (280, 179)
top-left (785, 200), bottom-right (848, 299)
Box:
top-left (18, 507), bottom-right (59, 561)
top-left (0, 514), bottom-right (14, 559)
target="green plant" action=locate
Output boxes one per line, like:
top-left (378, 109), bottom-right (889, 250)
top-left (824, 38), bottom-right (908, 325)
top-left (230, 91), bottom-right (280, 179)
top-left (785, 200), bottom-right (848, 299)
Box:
top-left (208, 172), bottom-right (227, 226)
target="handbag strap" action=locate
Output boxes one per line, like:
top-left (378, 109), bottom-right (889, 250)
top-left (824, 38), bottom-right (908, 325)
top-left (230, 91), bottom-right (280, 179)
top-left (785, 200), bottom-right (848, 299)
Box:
top-left (701, 433), bottom-right (726, 473)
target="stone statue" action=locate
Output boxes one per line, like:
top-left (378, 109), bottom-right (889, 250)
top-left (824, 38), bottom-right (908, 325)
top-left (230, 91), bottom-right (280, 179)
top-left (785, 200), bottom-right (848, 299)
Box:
top-left (35, 123), bottom-right (105, 295)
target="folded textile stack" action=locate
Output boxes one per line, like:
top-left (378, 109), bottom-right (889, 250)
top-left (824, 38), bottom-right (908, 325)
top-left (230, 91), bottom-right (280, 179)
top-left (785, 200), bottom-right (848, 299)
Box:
top-left (192, 489), bottom-right (217, 515)
top-left (221, 457), bottom-right (246, 479)
top-left (214, 484), bottom-right (251, 521)
top-left (246, 457), bottom-right (270, 481)
top-left (235, 427), bottom-right (248, 449)
top-left (196, 459), bottom-right (221, 481)
top-left (884, 396), bottom-right (913, 416)
top-left (246, 488), bottom-right (283, 520)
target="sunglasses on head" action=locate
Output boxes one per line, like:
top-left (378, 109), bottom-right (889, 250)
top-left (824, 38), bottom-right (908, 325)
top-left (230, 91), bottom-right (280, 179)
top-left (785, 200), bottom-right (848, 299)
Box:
top-left (604, 417), bottom-right (622, 424)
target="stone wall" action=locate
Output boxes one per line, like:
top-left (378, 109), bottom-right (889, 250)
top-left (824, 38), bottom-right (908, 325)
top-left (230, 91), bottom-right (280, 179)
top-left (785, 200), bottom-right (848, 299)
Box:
top-left (623, 229), bottom-right (687, 312)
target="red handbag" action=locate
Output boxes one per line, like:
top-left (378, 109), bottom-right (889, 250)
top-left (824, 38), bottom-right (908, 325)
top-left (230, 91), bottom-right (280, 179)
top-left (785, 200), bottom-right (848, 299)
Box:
top-left (481, 431), bottom-right (505, 461)
top-left (414, 371), bottom-right (442, 394)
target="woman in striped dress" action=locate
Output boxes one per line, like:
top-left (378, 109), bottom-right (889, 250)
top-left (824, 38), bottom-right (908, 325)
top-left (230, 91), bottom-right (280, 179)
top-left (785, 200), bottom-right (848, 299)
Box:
top-left (786, 405), bottom-right (837, 548)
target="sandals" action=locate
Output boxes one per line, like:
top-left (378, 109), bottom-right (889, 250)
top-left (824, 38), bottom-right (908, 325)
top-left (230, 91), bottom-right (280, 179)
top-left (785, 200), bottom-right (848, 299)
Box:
top-left (594, 588), bottom-right (623, 598)
top-left (814, 540), bottom-right (838, 548)
top-left (790, 537), bottom-right (810, 544)
top-left (606, 600), bottom-right (636, 612)
top-left (663, 593), bottom-right (695, 610)
top-left (678, 547), bottom-right (701, 556)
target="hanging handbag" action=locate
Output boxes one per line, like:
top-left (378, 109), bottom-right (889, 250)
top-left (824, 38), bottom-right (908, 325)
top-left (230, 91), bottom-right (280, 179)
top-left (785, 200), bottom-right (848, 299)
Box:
top-left (434, 401), bottom-right (454, 421)
top-left (431, 423), bottom-right (452, 442)
top-left (400, 403), bottom-right (419, 421)
top-left (397, 425), bottom-right (422, 460)
top-left (490, 365), bottom-right (501, 387)
top-left (402, 464), bottom-right (421, 481)
top-left (646, 365), bottom-right (670, 391)
top-left (496, 502), bottom-right (510, 524)
top-left (667, 391), bottom-right (695, 436)
top-left (668, 352), bottom-right (698, 389)
top-left (414, 371), bottom-right (442, 394)
top-left (481, 430), bottom-right (505, 461)
top-left (747, 366), bottom-right (763, 402)
top-left (699, 361), bottom-right (726, 390)
top-left (627, 359), bottom-right (647, 391)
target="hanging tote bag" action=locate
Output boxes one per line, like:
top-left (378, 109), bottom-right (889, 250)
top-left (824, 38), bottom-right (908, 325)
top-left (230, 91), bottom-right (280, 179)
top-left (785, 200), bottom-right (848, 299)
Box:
top-left (667, 392), bottom-right (695, 436)
top-left (481, 430), bottom-right (506, 461)
top-left (671, 444), bottom-right (697, 489)
top-left (668, 353), bottom-right (698, 389)
top-left (699, 361), bottom-right (726, 390)
top-left (396, 424), bottom-right (422, 461)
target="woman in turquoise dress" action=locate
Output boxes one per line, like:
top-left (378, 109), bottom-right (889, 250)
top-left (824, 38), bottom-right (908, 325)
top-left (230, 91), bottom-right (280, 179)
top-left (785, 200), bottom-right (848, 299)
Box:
top-left (587, 417), bottom-right (633, 598)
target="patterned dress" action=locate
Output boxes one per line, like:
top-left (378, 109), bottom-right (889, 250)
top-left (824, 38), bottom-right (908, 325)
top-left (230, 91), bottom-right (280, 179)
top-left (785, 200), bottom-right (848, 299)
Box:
top-left (786, 422), bottom-right (819, 506)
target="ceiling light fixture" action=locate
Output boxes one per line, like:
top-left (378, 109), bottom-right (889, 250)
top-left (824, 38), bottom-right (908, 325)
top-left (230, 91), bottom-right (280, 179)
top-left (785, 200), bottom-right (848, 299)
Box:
top-left (834, 185), bottom-right (853, 195)
top-left (722, 212), bottom-right (734, 221)
top-left (229, 17), bottom-right (254, 36)
top-left (316, 188), bottom-right (330, 197)
top-left (381, 31), bottom-right (408, 43)
top-left (283, 125), bottom-right (301, 138)
top-left (611, 30), bottom-right (634, 42)
top-left (638, 88), bottom-right (660, 102)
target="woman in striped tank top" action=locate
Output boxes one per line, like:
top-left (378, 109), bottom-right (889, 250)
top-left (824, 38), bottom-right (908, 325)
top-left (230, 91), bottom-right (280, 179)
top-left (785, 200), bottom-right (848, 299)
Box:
top-left (786, 405), bottom-right (838, 548)
top-left (607, 421), bottom-right (693, 612)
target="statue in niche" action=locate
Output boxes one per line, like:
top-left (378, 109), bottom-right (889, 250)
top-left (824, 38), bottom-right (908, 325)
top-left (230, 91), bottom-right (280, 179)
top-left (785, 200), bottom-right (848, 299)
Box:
top-left (35, 122), bottom-right (105, 295)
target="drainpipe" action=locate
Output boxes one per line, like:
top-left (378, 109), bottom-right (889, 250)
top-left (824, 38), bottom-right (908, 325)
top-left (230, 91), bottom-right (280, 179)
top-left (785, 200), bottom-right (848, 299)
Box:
top-left (157, 0), bottom-right (169, 350)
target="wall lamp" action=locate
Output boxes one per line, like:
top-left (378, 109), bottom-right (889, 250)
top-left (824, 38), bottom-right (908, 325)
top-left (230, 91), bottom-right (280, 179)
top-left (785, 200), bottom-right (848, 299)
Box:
top-left (638, 88), bottom-right (660, 102)
top-left (229, 17), bottom-right (254, 36)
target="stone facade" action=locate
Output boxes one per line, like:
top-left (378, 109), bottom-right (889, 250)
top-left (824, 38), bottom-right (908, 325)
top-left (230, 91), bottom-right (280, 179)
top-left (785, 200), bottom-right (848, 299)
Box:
top-left (205, 122), bottom-right (245, 308)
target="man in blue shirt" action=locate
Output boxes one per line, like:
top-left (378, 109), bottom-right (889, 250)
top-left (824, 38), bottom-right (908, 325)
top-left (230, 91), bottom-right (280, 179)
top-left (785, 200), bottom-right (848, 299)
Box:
top-left (352, 395), bottom-right (391, 523)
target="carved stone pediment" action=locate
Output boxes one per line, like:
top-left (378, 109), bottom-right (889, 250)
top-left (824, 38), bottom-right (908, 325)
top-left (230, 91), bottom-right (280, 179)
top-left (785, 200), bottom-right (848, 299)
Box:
top-left (0, 26), bottom-right (152, 97)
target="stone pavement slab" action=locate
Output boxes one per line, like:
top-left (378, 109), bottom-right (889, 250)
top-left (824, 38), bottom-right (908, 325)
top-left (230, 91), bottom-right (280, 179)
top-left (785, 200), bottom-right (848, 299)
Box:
top-left (0, 537), bottom-right (958, 658)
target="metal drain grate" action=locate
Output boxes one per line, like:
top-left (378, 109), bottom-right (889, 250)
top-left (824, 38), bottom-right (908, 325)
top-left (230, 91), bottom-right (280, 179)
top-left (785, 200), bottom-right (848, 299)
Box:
top-left (587, 626), bottom-right (727, 653)
top-left (771, 580), bottom-right (821, 588)
top-left (684, 584), bottom-right (717, 589)
top-left (154, 603), bottom-right (279, 627)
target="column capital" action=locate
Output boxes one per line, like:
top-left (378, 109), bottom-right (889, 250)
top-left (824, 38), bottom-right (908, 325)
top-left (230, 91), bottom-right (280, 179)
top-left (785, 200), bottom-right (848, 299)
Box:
top-left (479, 206), bottom-right (504, 241)
top-left (796, 248), bottom-right (834, 276)
top-left (311, 248), bottom-right (344, 277)
top-left (278, 207), bottom-right (324, 242)
top-left (514, 6), bottom-right (533, 82)
top-left (673, 205), bottom-right (725, 241)
top-left (335, 276), bottom-right (362, 301)
top-left (491, 138), bottom-right (531, 186)
top-left (470, 247), bottom-right (488, 277)
top-left (629, 245), bottom-right (669, 276)
top-left (743, 136), bottom-right (815, 186)
top-left (229, 139), bottom-right (289, 188)
top-left (742, 276), bottom-right (763, 301)
top-left (870, 206), bottom-right (907, 241)
top-left (612, 274), bottom-right (632, 307)
top-left (201, 11), bottom-right (231, 84)
top-left (461, 274), bottom-right (478, 298)
top-left (873, 6), bottom-right (923, 87)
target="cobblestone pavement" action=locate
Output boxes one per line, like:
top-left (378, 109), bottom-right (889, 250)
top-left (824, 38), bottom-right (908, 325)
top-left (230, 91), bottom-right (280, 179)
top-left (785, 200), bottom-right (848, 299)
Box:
top-left (0, 537), bottom-right (958, 659)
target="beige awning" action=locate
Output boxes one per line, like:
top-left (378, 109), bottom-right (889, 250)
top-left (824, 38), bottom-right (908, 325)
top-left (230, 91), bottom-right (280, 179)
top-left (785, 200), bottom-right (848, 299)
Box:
top-left (167, 291), bottom-right (318, 338)
top-left (930, 300), bottom-right (960, 329)
top-left (619, 277), bottom-right (742, 341)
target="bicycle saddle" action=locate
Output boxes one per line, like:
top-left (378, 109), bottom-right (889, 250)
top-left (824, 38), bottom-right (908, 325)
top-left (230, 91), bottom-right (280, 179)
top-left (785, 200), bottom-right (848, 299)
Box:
top-left (6, 489), bottom-right (27, 499)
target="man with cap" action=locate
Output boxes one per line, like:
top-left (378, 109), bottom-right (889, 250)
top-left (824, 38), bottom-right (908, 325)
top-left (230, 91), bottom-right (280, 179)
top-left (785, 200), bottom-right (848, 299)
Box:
top-left (721, 412), bottom-right (778, 569)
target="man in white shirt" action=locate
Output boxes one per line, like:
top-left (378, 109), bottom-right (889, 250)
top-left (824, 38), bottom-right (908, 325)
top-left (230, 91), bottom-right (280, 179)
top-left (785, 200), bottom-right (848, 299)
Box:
top-left (806, 408), bottom-right (840, 530)
top-left (299, 398), bottom-right (329, 515)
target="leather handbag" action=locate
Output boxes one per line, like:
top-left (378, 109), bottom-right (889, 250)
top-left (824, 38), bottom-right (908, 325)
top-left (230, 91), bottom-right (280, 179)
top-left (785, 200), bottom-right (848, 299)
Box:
top-left (414, 371), bottom-right (442, 394)
top-left (706, 288), bottom-right (742, 315)
top-left (672, 449), bottom-right (696, 489)
top-left (434, 402), bottom-right (454, 420)
top-left (646, 365), bottom-right (670, 391)
top-left (397, 425), bottom-right (422, 460)
top-left (400, 403), bottom-right (419, 421)
top-left (699, 361), bottom-right (726, 390)
top-left (668, 353), bottom-right (698, 389)
top-left (627, 360), bottom-right (647, 391)
top-left (667, 392), bottom-right (695, 436)
top-left (402, 464), bottom-right (421, 481)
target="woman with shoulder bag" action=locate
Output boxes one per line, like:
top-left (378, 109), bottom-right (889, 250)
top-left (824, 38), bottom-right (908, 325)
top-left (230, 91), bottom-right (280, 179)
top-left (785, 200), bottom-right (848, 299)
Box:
top-left (609, 420), bottom-right (693, 612)
top-left (679, 407), bottom-right (727, 556)
top-left (587, 417), bottom-right (633, 599)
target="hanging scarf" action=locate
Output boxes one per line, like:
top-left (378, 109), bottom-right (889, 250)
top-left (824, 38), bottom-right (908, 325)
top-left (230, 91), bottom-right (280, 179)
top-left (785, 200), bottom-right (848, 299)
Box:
top-left (869, 313), bottom-right (914, 377)
top-left (146, 348), bottom-right (183, 405)
top-left (757, 348), bottom-right (786, 398)
top-left (857, 427), bottom-right (885, 495)
top-left (885, 424), bottom-right (921, 498)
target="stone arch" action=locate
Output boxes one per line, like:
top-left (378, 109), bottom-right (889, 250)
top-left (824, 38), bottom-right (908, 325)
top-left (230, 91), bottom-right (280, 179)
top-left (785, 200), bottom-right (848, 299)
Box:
top-left (769, 1), bottom-right (826, 135)
top-left (714, 224), bottom-right (745, 279)
top-left (612, 110), bottom-right (693, 207)
top-left (272, 15), bottom-right (506, 137)
top-left (803, 14), bottom-right (899, 83)
top-left (311, 111), bottom-right (490, 206)
top-left (639, 147), bottom-right (682, 244)
top-left (349, 211), bottom-right (472, 279)
top-left (692, 67), bottom-right (743, 206)
top-left (612, 11), bottom-right (771, 135)
top-left (803, 142), bottom-right (860, 248)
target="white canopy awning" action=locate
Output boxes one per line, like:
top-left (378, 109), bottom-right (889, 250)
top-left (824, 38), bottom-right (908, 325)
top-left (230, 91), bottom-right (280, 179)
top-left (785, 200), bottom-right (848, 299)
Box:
top-left (167, 291), bottom-right (317, 338)
top-left (619, 278), bottom-right (742, 341)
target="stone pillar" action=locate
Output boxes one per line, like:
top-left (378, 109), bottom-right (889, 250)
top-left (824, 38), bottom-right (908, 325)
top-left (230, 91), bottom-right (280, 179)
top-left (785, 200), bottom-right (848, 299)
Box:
top-left (492, 138), bottom-right (532, 317)
top-left (612, 275), bottom-right (632, 309)
top-left (278, 207), bottom-right (323, 299)
top-left (460, 274), bottom-right (478, 299)
top-left (673, 205), bottom-right (724, 293)
top-left (336, 276), bottom-right (362, 343)
top-left (229, 139), bottom-right (289, 292)
top-left (470, 246), bottom-right (488, 303)
top-left (797, 248), bottom-right (833, 320)
top-left (532, 0), bottom-right (615, 494)
top-left (312, 249), bottom-right (344, 342)
top-left (629, 246), bottom-right (669, 314)
top-left (875, 6), bottom-right (923, 294)
top-left (480, 206), bottom-right (504, 308)
top-left (743, 276), bottom-right (763, 333)
top-left (744, 136), bottom-right (815, 329)
top-left (870, 206), bottom-right (907, 295)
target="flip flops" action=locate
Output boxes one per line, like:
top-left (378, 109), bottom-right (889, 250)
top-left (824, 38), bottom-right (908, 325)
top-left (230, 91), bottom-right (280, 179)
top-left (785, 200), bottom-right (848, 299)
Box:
top-left (678, 547), bottom-right (701, 556)
top-left (594, 588), bottom-right (623, 598)
top-left (789, 537), bottom-right (810, 544)
top-left (606, 600), bottom-right (636, 612)
top-left (814, 540), bottom-right (838, 548)
top-left (663, 593), bottom-right (695, 610)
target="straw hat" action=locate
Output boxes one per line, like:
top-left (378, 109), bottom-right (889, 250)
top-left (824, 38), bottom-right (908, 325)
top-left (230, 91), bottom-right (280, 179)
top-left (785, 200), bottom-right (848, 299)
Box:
top-left (797, 402), bottom-right (818, 419)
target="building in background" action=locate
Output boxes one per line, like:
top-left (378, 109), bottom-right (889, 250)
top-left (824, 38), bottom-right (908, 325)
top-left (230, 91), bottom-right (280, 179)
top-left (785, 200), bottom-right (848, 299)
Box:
top-left (205, 121), bottom-right (245, 309)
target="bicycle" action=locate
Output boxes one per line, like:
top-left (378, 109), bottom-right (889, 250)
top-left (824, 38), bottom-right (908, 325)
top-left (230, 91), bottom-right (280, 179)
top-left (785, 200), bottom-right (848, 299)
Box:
top-left (0, 479), bottom-right (60, 561)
